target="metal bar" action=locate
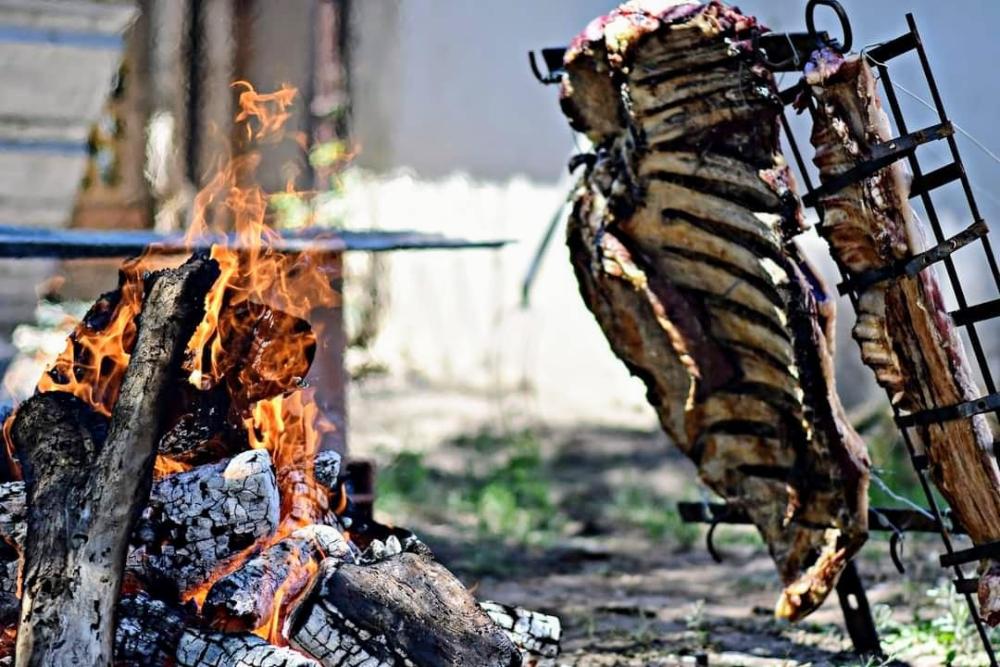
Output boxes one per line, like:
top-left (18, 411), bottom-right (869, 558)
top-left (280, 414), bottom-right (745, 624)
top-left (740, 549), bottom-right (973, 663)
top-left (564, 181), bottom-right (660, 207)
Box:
top-left (837, 220), bottom-right (987, 296)
top-left (865, 32), bottom-right (918, 63)
top-left (942, 541), bottom-right (1000, 569)
top-left (0, 225), bottom-right (511, 258)
top-left (676, 502), bottom-right (949, 533)
top-left (895, 391), bottom-right (1000, 429)
top-left (909, 162), bottom-right (963, 199)
top-left (836, 562), bottom-right (882, 658)
top-left (802, 121), bottom-right (953, 208)
top-left (952, 298), bottom-right (1000, 327)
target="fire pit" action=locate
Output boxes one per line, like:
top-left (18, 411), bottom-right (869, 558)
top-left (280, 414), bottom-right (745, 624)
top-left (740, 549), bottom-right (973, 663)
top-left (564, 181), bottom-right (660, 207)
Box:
top-left (0, 84), bottom-right (560, 667)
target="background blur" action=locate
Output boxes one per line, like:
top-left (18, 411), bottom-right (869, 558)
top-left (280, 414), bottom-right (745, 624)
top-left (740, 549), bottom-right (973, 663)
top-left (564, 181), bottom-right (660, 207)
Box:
top-left (2, 0), bottom-right (999, 424)
top-left (3, 2), bottom-right (1000, 663)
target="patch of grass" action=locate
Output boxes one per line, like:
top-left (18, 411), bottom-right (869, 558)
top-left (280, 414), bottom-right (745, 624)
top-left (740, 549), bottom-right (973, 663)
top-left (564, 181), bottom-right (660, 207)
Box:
top-left (375, 429), bottom-right (564, 545)
top-left (875, 581), bottom-right (1000, 666)
top-left (608, 486), bottom-right (700, 548)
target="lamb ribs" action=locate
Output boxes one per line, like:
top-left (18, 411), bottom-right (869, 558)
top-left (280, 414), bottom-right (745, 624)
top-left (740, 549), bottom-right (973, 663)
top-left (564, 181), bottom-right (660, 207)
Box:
top-left (561, 1), bottom-right (870, 619)
top-left (802, 50), bottom-right (1000, 623)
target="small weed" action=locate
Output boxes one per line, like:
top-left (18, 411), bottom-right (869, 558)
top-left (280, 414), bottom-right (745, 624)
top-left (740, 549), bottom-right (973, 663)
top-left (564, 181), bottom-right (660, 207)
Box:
top-left (608, 485), bottom-right (700, 548)
top-left (875, 581), bottom-right (1000, 666)
top-left (375, 429), bottom-right (563, 546)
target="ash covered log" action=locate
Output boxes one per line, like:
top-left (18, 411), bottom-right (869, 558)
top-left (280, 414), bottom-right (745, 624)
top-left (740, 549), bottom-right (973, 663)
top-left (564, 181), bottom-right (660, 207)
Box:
top-left (130, 448), bottom-right (280, 593)
top-left (203, 525), bottom-right (351, 632)
top-left (0, 483), bottom-right (23, 597)
top-left (12, 254), bottom-right (218, 666)
top-left (480, 601), bottom-right (561, 666)
top-left (289, 553), bottom-right (519, 667)
top-left (801, 51), bottom-right (1000, 623)
top-left (114, 592), bottom-right (190, 666)
top-left (560, 1), bottom-right (870, 620)
top-left (176, 628), bottom-right (319, 667)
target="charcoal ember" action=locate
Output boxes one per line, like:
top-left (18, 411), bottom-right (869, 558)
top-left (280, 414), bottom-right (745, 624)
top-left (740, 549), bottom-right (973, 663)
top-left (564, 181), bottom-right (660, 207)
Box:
top-left (289, 554), bottom-right (519, 667)
top-left (114, 592), bottom-right (190, 666)
top-left (203, 525), bottom-right (350, 633)
top-left (234, 307), bottom-right (316, 406)
top-left (802, 50), bottom-right (1000, 624)
top-left (479, 601), bottom-right (561, 666)
top-left (159, 385), bottom-right (239, 465)
top-left (129, 449), bottom-right (280, 592)
top-left (560, 0), bottom-right (870, 620)
top-left (176, 628), bottom-right (319, 667)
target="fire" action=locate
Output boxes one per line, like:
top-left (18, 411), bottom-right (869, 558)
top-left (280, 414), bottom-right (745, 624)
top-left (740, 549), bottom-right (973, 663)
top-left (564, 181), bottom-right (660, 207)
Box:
top-left (247, 389), bottom-right (333, 532)
top-left (35, 256), bottom-right (149, 417)
top-left (1, 81), bottom-right (350, 645)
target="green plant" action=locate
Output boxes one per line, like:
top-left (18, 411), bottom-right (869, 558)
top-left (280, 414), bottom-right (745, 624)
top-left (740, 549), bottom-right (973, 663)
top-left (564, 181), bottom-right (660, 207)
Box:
top-left (608, 486), bottom-right (700, 547)
top-left (874, 581), bottom-right (1000, 666)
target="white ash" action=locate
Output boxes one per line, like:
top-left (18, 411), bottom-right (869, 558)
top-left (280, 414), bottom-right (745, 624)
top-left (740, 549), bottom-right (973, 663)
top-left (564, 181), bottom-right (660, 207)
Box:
top-left (130, 449), bottom-right (280, 591)
top-left (480, 601), bottom-right (561, 665)
top-left (176, 628), bottom-right (319, 667)
top-left (0, 482), bottom-right (24, 551)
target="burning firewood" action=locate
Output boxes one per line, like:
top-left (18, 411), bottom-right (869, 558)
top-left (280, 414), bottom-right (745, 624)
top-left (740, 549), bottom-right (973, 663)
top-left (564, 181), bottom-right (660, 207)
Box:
top-left (114, 592), bottom-right (191, 666)
top-left (11, 255), bottom-right (219, 667)
top-left (801, 50), bottom-right (1000, 624)
top-left (560, 1), bottom-right (870, 620)
top-left (176, 628), bottom-right (319, 667)
top-left (202, 525), bottom-right (349, 633)
top-left (289, 554), bottom-right (520, 667)
top-left (130, 448), bottom-right (281, 593)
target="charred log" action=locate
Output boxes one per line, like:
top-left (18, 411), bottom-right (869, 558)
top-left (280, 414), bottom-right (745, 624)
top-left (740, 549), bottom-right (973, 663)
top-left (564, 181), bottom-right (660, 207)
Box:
top-left (289, 554), bottom-right (519, 667)
top-left (802, 51), bottom-right (1000, 623)
top-left (176, 628), bottom-right (319, 667)
top-left (560, 1), bottom-right (870, 620)
top-left (114, 592), bottom-right (190, 667)
top-left (13, 255), bottom-right (218, 667)
top-left (130, 449), bottom-right (280, 593)
top-left (203, 525), bottom-right (349, 633)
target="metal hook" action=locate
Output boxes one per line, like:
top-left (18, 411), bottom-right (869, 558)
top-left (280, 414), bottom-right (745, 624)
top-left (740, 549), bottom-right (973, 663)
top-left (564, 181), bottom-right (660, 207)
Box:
top-left (706, 517), bottom-right (724, 563)
top-left (806, 0), bottom-right (853, 53)
top-left (889, 530), bottom-right (906, 574)
top-left (529, 51), bottom-right (563, 85)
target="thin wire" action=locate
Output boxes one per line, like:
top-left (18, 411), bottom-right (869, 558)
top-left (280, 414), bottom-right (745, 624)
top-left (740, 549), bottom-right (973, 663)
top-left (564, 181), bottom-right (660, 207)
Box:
top-left (862, 50), bottom-right (1000, 213)
top-left (870, 471), bottom-right (935, 520)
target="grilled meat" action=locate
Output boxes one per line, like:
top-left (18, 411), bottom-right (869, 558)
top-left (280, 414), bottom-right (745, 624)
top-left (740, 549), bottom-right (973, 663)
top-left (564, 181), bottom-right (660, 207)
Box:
top-left (802, 49), bottom-right (1000, 624)
top-left (560, 0), bottom-right (870, 620)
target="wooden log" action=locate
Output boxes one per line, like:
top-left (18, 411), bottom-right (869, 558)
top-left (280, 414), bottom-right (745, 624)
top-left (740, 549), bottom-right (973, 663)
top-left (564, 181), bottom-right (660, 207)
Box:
top-left (479, 601), bottom-right (561, 666)
top-left (0, 450), bottom-right (336, 597)
top-left (288, 554), bottom-right (519, 667)
top-left (129, 449), bottom-right (280, 593)
top-left (802, 51), bottom-right (1000, 623)
top-left (202, 525), bottom-right (350, 633)
top-left (13, 254), bottom-right (218, 666)
top-left (559, 1), bottom-right (869, 620)
top-left (114, 592), bottom-right (189, 667)
top-left (175, 628), bottom-right (319, 667)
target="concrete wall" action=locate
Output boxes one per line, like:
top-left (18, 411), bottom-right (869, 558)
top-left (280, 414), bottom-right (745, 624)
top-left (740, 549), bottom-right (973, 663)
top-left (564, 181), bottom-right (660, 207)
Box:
top-left (343, 0), bottom-right (1000, 423)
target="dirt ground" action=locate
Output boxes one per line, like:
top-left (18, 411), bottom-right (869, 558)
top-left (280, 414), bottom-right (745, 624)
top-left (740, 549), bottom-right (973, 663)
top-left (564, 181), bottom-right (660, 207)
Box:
top-left (348, 376), bottom-right (996, 667)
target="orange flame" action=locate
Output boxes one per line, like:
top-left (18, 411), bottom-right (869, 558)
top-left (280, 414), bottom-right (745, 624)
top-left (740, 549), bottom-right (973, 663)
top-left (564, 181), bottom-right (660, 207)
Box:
top-left (36, 257), bottom-right (149, 417)
top-left (13, 82), bottom-right (347, 642)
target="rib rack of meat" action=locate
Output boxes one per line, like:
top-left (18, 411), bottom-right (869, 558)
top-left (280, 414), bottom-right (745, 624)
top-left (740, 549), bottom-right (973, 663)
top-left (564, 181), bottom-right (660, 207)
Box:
top-left (559, 0), bottom-right (870, 621)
